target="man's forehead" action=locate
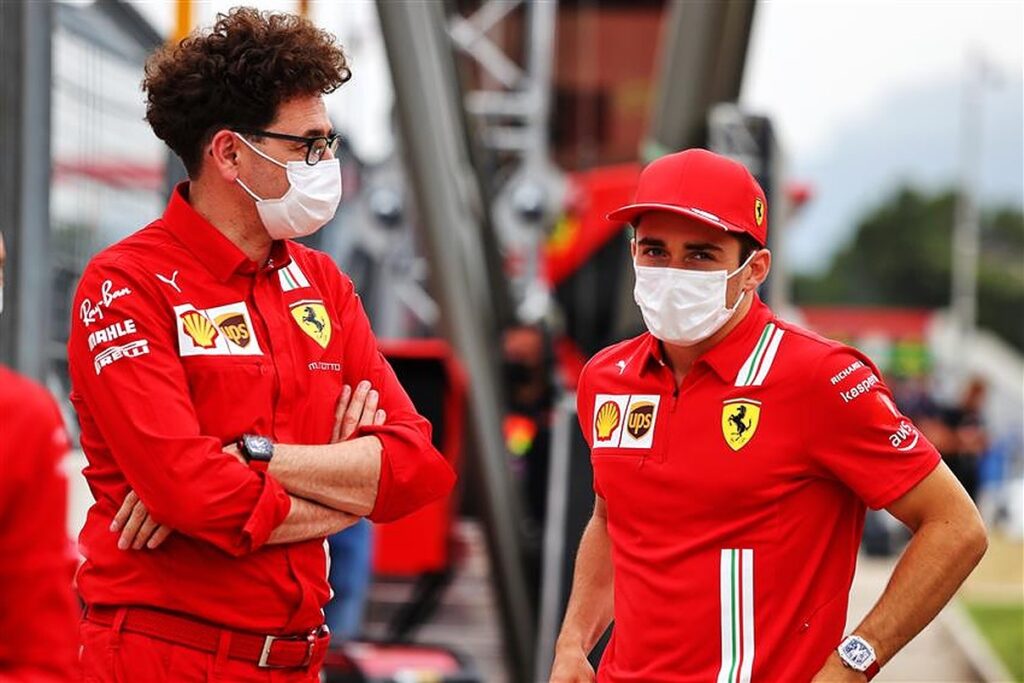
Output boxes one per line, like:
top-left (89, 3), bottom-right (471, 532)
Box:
top-left (271, 95), bottom-right (332, 135)
top-left (635, 212), bottom-right (732, 245)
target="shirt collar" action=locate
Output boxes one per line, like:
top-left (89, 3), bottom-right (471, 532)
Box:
top-left (639, 295), bottom-right (776, 383)
top-left (161, 182), bottom-right (292, 283)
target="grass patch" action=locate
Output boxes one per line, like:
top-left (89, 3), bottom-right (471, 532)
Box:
top-left (966, 602), bottom-right (1024, 682)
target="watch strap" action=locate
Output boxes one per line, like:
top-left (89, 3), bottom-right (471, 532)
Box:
top-left (865, 661), bottom-right (880, 681)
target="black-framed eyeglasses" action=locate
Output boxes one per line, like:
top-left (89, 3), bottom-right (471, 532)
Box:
top-left (232, 127), bottom-right (341, 166)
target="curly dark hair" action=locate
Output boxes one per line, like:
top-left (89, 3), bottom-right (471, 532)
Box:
top-left (143, 7), bottom-right (351, 177)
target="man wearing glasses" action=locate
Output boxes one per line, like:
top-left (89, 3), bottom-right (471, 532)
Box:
top-left (68, 9), bottom-right (455, 681)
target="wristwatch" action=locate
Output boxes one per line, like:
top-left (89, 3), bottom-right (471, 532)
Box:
top-left (837, 634), bottom-right (880, 681)
top-left (238, 434), bottom-right (274, 472)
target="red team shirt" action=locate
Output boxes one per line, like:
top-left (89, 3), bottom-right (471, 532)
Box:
top-left (0, 368), bottom-right (79, 682)
top-left (577, 297), bottom-right (940, 682)
top-left (68, 184), bottom-right (454, 634)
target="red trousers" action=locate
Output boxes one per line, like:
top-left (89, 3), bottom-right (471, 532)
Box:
top-left (79, 620), bottom-right (325, 682)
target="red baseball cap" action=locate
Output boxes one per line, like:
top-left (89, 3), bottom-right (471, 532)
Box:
top-left (606, 148), bottom-right (768, 247)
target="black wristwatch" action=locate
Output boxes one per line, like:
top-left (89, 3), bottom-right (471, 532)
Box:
top-left (238, 434), bottom-right (274, 472)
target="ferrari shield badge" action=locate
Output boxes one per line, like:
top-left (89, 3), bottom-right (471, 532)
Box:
top-left (290, 300), bottom-right (332, 349)
top-left (722, 398), bottom-right (761, 451)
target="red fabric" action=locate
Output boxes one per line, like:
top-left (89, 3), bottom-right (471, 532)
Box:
top-left (371, 340), bottom-right (466, 576)
top-left (0, 367), bottom-right (79, 683)
top-left (78, 620), bottom-right (324, 682)
top-left (85, 606), bottom-right (327, 667)
top-left (543, 163), bottom-right (641, 286)
top-left (576, 297), bottom-right (940, 682)
top-left (68, 183), bottom-right (454, 636)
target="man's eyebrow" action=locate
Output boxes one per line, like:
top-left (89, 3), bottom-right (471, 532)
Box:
top-left (683, 241), bottom-right (723, 252)
top-left (636, 237), bottom-right (666, 247)
top-left (301, 127), bottom-right (333, 137)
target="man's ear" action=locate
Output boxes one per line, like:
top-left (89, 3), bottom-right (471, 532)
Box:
top-left (746, 249), bottom-right (772, 291)
top-left (206, 129), bottom-right (242, 183)
top-left (630, 235), bottom-right (637, 261)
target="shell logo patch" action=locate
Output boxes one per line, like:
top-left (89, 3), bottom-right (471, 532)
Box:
top-left (722, 398), bottom-right (761, 451)
top-left (754, 198), bottom-right (765, 227)
top-left (592, 394), bottom-right (660, 449)
top-left (180, 310), bottom-right (219, 349)
top-left (174, 302), bottom-right (263, 357)
top-left (290, 300), bottom-right (332, 349)
top-left (595, 401), bottom-right (621, 442)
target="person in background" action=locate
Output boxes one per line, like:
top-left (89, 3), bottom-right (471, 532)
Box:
top-left (941, 377), bottom-right (989, 502)
top-left (0, 232), bottom-right (80, 682)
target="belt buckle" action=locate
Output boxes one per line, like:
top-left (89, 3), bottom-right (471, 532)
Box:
top-left (257, 629), bottom-right (321, 669)
top-left (258, 635), bottom-right (282, 669)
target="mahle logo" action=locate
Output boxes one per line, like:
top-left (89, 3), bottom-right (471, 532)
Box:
top-left (626, 401), bottom-right (655, 439)
top-left (595, 401), bottom-right (621, 441)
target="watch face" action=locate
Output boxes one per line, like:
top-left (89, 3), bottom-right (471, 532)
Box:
top-left (246, 435), bottom-right (274, 461)
top-left (839, 637), bottom-right (874, 671)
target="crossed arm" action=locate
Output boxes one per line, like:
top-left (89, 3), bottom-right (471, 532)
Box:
top-left (112, 381), bottom-right (385, 550)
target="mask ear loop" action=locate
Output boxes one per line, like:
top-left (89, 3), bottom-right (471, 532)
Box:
top-left (233, 133), bottom-right (289, 202)
top-left (724, 248), bottom-right (759, 311)
top-left (234, 132), bottom-right (287, 168)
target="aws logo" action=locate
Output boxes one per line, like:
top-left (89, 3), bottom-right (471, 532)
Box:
top-left (592, 394), bottom-right (660, 450)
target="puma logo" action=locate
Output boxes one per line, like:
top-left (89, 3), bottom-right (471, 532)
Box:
top-left (156, 270), bottom-right (181, 294)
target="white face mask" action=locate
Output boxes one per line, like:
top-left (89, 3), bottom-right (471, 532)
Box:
top-left (633, 252), bottom-right (755, 346)
top-left (235, 133), bottom-right (342, 240)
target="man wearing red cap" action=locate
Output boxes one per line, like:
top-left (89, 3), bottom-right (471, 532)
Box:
top-left (550, 149), bottom-right (987, 682)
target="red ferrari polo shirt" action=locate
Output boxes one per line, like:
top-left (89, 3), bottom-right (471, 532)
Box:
top-left (576, 297), bottom-right (939, 682)
top-left (0, 367), bottom-right (79, 681)
top-left (68, 184), bottom-right (455, 634)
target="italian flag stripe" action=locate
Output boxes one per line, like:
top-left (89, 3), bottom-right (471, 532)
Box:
top-left (717, 548), bottom-right (755, 683)
top-left (751, 327), bottom-right (785, 387)
top-left (735, 323), bottom-right (785, 387)
top-left (736, 323), bottom-right (773, 387)
top-left (280, 267), bottom-right (298, 290)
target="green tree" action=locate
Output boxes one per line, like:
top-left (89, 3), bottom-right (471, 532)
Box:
top-left (794, 187), bottom-right (1024, 351)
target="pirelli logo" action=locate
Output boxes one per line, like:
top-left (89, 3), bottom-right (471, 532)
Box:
top-left (592, 394), bottom-right (660, 450)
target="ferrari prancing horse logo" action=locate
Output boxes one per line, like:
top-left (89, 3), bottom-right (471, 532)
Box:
top-left (722, 398), bottom-right (761, 451)
top-left (290, 300), bottom-right (332, 349)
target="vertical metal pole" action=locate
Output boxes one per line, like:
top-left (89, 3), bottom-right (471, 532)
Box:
top-left (0, 0), bottom-right (53, 381)
top-left (376, 1), bottom-right (536, 680)
top-left (951, 52), bottom-right (983, 367)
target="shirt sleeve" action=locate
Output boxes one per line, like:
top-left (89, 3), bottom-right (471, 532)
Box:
top-left (68, 257), bottom-right (291, 556)
top-left (0, 385), bottom-right (78, 681)
top-left (323, 262), bottom-right (456, 523)
top-left (806, 347), bottom-right (941, 510)
top-left (575, 360), bottom-right (604, 499)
